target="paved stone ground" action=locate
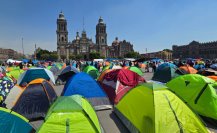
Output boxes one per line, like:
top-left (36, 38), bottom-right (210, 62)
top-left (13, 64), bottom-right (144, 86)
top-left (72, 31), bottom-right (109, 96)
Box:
top-left (31, 71), bottom-right (217, 133)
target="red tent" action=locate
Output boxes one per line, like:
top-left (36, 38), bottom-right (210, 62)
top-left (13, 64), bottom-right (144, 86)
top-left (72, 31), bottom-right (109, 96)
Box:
top-left (99, 69), bottom-right (145, 104)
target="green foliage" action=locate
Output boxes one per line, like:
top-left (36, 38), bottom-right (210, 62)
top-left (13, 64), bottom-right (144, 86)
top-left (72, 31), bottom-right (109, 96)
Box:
top-left (75, 55), bottom-right (83, 60)
top-left (36, 49), bottom-right (58, 61)
top-left (60, 55), bottom-right (66, 60)
top-left (69, 54), bottom-right (75, 60)
top-left (124, 52), bottom-right (141, 58)
top-left (89, 52), bottom-right (100, 60)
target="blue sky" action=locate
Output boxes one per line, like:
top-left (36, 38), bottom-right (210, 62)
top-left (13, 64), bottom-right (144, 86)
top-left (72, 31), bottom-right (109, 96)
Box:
top-left (1, 0), bottom-right (217, 54)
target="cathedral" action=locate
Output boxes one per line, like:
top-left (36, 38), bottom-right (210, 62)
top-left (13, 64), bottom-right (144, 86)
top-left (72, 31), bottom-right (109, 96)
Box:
top-left (56, 11), bottom-right (134, 60)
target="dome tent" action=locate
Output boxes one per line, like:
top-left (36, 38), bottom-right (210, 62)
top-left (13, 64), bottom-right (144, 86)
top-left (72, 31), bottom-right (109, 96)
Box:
top-left (12, 78), bottom-right (57, 121)
top-left (37, 95), bottom-right (102, 133)
top-left (115, 82), bottom-right (208, 133)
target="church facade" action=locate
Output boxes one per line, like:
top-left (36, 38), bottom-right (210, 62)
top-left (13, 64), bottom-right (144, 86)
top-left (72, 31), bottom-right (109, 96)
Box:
top-left (56, 12), bottom-right (134, 60)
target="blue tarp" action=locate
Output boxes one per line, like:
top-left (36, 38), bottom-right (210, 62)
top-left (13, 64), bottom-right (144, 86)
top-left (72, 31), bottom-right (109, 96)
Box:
top-left (62, 72), bottom-right (106, 98)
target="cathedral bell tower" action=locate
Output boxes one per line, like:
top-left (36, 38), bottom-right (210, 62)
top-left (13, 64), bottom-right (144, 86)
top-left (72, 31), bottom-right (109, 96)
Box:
top-left (57, 11), bottom-right (68, 60)
top-left (96, 16), bottom-right (107, 53)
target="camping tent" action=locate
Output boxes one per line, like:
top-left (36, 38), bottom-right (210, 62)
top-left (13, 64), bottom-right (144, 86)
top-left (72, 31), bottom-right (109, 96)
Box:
top-left (0, 107), bottom-right (34, 133)
top-left (115, 82), bottom-right (208, 133)
top-left (99, 69), bottom-right (145, 104)
top-left (12, 78), bottom-right (57, 121)
top-left (17, 68), bottom-right (55, 86)
top-left (47, 65), bottom-right (60, 75)
top-left (62, 72), bottom-right (111, 109)
top-left (8, 68), bottom-right (24, 79)
top-left (129, 66), bottom-right (143, 76)
top-left (37, 95), bottom-right (102, 133)
top-left (179, 65), bottom-right (198, 74)
top-left (166, 74), bottom-right (217, 123)
top-left (83, 66), bottom-right (99, 79)
top-left (58, 65), bottom-right (79, 82)
top-left (152, 63), bottom-right (184, 83)
top-left (4, 85), bottom-right (23, 109)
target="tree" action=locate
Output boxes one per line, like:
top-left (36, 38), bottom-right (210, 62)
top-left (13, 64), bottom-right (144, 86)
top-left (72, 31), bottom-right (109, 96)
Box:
top-left (41, 54), bottom-right (50, 60)
top-left (69, 54), bottom-right (75, 60)
top-left (89, 52), bottom-right (100, 60)
top-left (75, 55), bottom-right (83, 60)
top-left (124, 51), bottom-right (141, 58)
top-left (50, 53), bottom-right (58, 61)
top-left (60, 55), bottom-right (66, 60)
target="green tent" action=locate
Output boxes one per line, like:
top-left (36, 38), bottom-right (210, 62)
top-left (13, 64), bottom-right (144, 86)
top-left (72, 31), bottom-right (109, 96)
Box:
top-left (46, 66), bottom-right (52, 70)
top-left (102, 65), bottom-right (110, 72)
top-left (115, 82), bottom-right (208, 133)
top-left (7, 68), bottom-right (24, 80)
top-left (129, 66), bottom-right (143, 76)
top-left (166, 74), bottom-right (217, 122)
top-left (83, 66), bottom-right (99, 79)
top-left (37, 95), bottom-right (102, 133)
top-left (152, 65), bottom-right (183, 83)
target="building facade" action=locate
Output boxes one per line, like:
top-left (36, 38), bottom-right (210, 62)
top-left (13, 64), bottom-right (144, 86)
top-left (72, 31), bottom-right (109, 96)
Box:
top-left (141, 49), bottom-right (173, 60)
top-left (173, 40), bottom-right (217, 59)
top-left (108, 37), bottom-right (134, 58)
top-left (56, 12), bottom-right (134, 60)
top-left (0, 48), bottom-right (23, 61)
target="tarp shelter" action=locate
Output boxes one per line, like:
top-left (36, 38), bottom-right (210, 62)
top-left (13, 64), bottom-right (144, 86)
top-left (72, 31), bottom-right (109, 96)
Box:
top-left (0, 77), bottom-right (15, 106)
top-left (58, 65), bottom-right (79, 82)
top-left (37, 95), bottom-right (102, 133)
top-left (166, 74), bottom-right (217, 124)
top-left (12, 78), bottom-right (57, 121)
top-left (179, 65), bottom-right (198, 74)
top-left (0, 107), bottom-right (34, 133)
top-left (152, 63), bottom-right (184, 83)
top-left (100, 69), bottom-right (145, 104)
top-left (115, 82), bottom-right (208, 133)
top-left (129, 66), bottom-right (143, 76)
top-left (83, 66), bottom-right (99, 79)
top-left (62, 72), bottom-right (111, 108)
top-left (17, 68), bottom-right (55, 86)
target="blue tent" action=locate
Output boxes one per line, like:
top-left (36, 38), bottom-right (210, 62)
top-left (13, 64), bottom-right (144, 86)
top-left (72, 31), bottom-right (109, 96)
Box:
top-left (157, 63), bottom-right (177, 70)
top-left (194, 64), bottom-right (205, 70)
top-left (0, 107), bottom-right (34, 133)
top-left (22, 59), bottom-right (29, 63)
top-left (58, 65), bottom-right (79, 82)
top-left (62, 72), bottom-right (110, 107)
top-left (17, 68), bottom-right (55, 86)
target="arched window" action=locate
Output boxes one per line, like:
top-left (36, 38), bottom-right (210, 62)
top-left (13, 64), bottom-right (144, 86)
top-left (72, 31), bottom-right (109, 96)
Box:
top-left (62, 37), bottom-right (64, 42)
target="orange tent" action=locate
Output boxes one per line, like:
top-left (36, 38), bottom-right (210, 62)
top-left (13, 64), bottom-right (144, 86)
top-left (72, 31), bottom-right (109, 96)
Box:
top-left (207, 76), bottom-right (217, 81)
top-left (97, 69), bottom-right (111, 82)
top-left (179, 65), bottom-right (198, 74)
top-left (123, 66), bottom-right (129, 69)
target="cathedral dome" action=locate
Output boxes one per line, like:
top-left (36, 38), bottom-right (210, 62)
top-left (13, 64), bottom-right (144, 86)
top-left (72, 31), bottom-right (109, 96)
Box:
top-left (59, 11), bottom-right (65, 19)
